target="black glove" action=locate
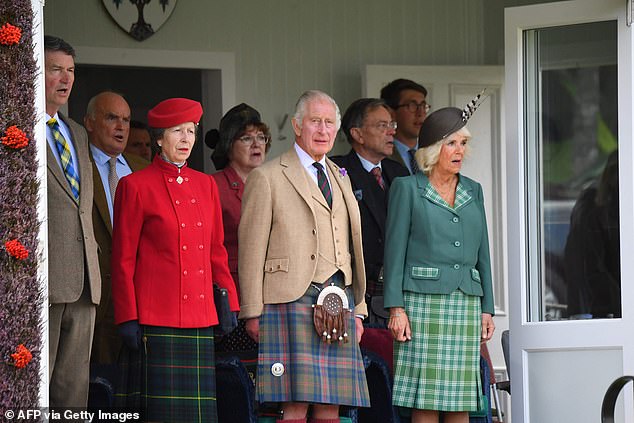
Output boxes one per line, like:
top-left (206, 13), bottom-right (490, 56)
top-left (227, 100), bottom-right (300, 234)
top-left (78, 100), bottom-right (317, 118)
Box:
top-left (118, 320), bottom-right (142, 350)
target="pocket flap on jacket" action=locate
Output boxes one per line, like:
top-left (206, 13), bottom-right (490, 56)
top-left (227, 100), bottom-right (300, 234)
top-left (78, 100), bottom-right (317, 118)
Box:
top-left (471, 268), bottom-right (481, 282)
top-left (411, 266), bottom-right (440, 280)
top-left (264, 258), bottom-right (289, 273)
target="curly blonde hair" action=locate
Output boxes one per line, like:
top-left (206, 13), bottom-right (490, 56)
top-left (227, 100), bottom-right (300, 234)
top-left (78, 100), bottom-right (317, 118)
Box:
top-left (415, 126), bottom-right (472, 174)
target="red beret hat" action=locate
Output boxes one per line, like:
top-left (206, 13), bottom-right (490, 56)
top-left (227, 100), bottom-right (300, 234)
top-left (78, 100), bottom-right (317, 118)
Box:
top-left (147, 98), bottom-right (203, 128)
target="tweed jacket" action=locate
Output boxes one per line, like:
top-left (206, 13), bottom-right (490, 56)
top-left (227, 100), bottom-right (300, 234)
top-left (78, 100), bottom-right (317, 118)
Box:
top-left (111, 156), bottom-right (239, 328)
top-left (91, 152), bottom-right (149, 321)
top-left (211, 166), bottom-right (243, 290)
top-left (383, 172), bottom-right (495, 314)
top-left (330, 151), bottom-right (408, 284)
top-left (47, 113), bottom-right (101, 305)
top-left (238, 148), bottom-right (368, 319)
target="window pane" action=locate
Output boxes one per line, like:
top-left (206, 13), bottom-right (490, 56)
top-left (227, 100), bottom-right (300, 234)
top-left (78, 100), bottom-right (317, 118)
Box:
top-left (524, 21), bottom-right (619, 321)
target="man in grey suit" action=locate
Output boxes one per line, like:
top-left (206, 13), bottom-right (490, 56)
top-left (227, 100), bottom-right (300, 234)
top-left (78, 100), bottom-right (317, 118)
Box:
top-left (84, 91), bottom-right (149, 366)
top-left (45, 35), bottom-right (101, 409)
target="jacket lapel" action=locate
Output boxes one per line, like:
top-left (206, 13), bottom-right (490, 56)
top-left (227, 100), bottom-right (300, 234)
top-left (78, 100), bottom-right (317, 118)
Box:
top-left (47, 137), bottom-right (77, 204)
top-left (327, 158), bottom-right (357, 218)
top-left (281, 149), bottom-right (317, 210)
top-left (345, 152), bottom-right (385, 232)
top-left (222, 166), bottom-right (243, 202)
top-left (91, 158), bottom-right (112, 234)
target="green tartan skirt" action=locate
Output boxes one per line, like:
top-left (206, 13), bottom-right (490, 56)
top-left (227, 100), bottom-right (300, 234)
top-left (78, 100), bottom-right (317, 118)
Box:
top-left (392, 290), bottom-right (481, 412)
top-left (115, 325), bottom-right (217, 422)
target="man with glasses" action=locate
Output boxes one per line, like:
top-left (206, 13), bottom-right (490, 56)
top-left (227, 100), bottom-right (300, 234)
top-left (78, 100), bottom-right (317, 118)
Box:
top-left (331, 98), bottom-right (408, 326)
top-left (380, 78), bottom-right (430, 174)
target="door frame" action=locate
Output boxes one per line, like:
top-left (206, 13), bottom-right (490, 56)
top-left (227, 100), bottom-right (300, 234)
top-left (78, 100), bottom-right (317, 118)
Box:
top-left (73, 46), bottom-right (236, 173)
top-left (505, 0), bottom-right (634, 421)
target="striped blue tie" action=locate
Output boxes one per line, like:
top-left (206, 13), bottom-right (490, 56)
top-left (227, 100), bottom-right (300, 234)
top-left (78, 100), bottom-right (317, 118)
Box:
top-left (48, 118), bottom-right (80, 202)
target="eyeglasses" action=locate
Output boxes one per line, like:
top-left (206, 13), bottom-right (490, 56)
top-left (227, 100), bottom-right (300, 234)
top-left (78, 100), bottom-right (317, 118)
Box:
top-left (365, 121), bottom-right (398, 132)
top-left (396, 101), bottom-right (431, 114)
top-left (237, 134), bottom-right (270, 145)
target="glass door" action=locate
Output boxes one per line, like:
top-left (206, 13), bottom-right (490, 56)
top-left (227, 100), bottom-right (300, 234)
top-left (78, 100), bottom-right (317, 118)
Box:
top-left (505, 0), bottom-right (634, 421)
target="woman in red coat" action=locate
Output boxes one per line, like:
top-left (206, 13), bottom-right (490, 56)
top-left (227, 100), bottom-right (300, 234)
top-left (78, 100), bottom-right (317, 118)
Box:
top-left (111, 98), bottom-right (239, 422)
top-left (205, 103), bottom-right (271, 352)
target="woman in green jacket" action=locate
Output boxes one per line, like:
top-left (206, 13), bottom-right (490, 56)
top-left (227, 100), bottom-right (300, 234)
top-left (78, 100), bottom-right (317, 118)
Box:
top-left (384, 102), bottom-right (495, 423)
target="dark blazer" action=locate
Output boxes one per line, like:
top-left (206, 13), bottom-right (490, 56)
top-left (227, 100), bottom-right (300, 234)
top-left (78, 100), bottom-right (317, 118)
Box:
top-left (330, 151), bottom-right (408, 290)
top-left (383, 172), bottom-right (495, 314)
top-left (47, 113), bottom-right (101, 305)
top-left (91, 151), bottom-right (149, 364)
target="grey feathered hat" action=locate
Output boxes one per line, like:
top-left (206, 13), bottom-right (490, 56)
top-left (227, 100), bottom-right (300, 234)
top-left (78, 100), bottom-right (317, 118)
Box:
top-left (418, 91), bottom-right (484, 148)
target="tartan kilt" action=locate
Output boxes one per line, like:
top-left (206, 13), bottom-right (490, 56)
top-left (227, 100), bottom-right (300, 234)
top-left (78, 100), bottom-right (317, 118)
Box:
top-left (115, 325), bottom-right (217, 422)
top-left (257, 279), bottom-right (370, 407)
top-left (392, 290), bottom-right (481, 412)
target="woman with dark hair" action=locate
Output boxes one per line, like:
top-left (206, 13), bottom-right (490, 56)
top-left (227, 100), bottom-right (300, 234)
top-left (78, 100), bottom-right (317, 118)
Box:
top-left (111, 97), bottom-right (239, 422)
top-left (205, 103), bottom-right (271, 352)
top-left (384, 99), bottom-right (495, 423)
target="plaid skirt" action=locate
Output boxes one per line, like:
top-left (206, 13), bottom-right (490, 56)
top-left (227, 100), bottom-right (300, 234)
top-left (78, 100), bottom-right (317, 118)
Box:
top-left (392, 290), bottom-right (481, 412)
top-left (115, 325), bottom-right (217, 422)
top-left (257, 277), bottom-right (370, 407)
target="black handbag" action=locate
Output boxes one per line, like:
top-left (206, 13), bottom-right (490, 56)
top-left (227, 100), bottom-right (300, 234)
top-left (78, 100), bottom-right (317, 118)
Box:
top-left (213, 284), bottom-right (238, 336)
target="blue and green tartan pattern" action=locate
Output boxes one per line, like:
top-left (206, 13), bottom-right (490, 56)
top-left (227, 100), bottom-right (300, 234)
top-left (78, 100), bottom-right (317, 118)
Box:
top-left (257, 282), bottom-right (369, 407)
top-left (392, 290), bottom-right (481, 412)
top-left (115, 326), bottom-right (218, 423)
top-left (424, 181), bottom-right (471, 211)
top-left (47, 118), bottom-right (80, 201)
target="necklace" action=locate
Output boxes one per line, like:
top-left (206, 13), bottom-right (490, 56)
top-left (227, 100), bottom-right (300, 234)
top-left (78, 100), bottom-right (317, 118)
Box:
top-left (429, 174), bottom-right (458, 204)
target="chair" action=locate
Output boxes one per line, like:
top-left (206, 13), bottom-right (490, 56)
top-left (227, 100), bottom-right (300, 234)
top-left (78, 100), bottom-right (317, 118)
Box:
top-left (88, 363), bottom-right (119, 410)
top-left (358, 348), bottom-right (401, 423)
top-left (88, 376), bottom-right (115, 411)
top-left (216, 354), bottom-right (258, 423)
top-left (601, 375), bottom-right (634, 423)
top-left (468, 355), bottom-right (493, 423)
top-left (497, 330), bottom-right (511, 395)
top-left (480, 343), bottom-right (504, 422)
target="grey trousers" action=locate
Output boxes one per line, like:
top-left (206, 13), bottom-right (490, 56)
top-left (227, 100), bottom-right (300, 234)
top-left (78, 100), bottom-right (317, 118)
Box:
top-left (49, 288), bottom-right (96, 408)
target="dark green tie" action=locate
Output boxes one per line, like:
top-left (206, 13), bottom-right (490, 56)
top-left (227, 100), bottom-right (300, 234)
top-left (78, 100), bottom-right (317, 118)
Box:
top-left (313, 162), bottom-right (332, 208)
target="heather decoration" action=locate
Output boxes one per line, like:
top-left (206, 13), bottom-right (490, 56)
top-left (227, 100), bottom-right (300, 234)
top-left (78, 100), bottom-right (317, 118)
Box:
top-left (0, 0), bottom-right (43, 410)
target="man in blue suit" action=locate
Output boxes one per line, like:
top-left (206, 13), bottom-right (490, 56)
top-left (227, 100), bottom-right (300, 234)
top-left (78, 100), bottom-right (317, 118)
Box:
top-left (331, 98), bottom-right (408, 325)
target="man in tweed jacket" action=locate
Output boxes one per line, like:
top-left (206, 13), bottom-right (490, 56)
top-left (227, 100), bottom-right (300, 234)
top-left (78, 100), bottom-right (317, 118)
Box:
top-left (239, 90), bottom-right (369, 422)
top-left (44, 35), bottom-right (101, 409)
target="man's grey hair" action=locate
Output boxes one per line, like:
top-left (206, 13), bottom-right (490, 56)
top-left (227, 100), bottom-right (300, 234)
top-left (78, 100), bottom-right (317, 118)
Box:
top-left (293, 90), bottom-right (341, 130)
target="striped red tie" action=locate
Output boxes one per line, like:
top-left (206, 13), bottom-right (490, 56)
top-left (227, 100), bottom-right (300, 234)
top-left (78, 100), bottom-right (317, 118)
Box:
top-left (370, 166), bottom-right (385, 190)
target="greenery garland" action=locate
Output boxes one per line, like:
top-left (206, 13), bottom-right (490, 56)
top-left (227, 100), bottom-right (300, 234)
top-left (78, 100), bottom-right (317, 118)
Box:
top-left (0, 0), bottom-right (43, 410)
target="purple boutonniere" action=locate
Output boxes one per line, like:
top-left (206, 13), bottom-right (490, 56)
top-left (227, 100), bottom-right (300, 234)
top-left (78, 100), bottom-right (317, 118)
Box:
top-left (339, 167), bottom-right (347, 177)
